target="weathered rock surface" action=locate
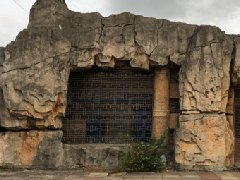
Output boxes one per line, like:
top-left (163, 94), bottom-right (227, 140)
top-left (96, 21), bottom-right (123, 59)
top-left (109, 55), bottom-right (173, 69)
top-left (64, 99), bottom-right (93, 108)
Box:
top-left (1, 0), bottom-right (234, 128)
top-left (232, 36), bottom-right (240, 85)
top-left (179, 26), bottom-right (233, 113)
top-left (0, 131), bottom-right (63, 169)
top-left (62, 144), bottom-right (128, 169)
top-left (0, 0), bottom-right (237, 170)
top-left (150, 21), bottom-right (196, 66)
top-left (0, 130), bottom-right (127, 169)
top-left (0, 47), bottom-right (4, 86)
top-left (175, 114), bottom-right (228, 170)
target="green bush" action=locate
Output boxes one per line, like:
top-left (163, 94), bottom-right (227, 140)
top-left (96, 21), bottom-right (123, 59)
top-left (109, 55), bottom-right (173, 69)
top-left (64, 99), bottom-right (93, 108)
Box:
top-left (120, 136), bottom-right (167, 172)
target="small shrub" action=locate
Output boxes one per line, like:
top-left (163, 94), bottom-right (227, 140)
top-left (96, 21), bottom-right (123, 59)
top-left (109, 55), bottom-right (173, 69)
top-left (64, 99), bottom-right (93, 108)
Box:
top-left (120, 136), bottom-right (167, 172)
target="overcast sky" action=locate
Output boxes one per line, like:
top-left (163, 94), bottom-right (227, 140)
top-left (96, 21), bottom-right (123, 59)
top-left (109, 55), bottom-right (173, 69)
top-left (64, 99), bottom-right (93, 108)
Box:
top-left (0, 0), bottom-right (240, 47)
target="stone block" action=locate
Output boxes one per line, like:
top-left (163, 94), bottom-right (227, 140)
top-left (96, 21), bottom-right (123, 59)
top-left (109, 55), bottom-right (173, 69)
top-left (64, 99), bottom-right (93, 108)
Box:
top-left (175, 114), bottom-right (228, 170)
top-left (62, 144), bottom-right (128, 169)
top-left (0, 131), bottom-right (63, 169)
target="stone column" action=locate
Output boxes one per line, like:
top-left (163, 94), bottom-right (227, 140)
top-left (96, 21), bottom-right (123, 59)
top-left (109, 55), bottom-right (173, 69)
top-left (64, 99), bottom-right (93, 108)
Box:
top-left (152, 67), bottom-right (169, 140)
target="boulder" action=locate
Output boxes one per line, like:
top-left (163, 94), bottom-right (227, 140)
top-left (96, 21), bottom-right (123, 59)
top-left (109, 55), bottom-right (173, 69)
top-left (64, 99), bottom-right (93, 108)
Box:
top-left (175, 114), bottom-right (231, 170)
top-left (0, 131), bottom-right (63, 169)
top-left (179, 26), bottom-right (233, 113)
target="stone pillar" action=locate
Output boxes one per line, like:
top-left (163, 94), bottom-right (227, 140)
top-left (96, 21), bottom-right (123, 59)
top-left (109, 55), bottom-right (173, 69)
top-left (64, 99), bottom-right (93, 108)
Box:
top-left (152, 67), bottom-right (169, 139)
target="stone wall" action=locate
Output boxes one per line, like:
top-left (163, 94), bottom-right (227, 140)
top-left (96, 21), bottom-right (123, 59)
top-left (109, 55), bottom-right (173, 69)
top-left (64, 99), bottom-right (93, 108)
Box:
top-left (0, 0), bottom-right (239, 170)
top-left (0, 131), bottom-right (126, 169)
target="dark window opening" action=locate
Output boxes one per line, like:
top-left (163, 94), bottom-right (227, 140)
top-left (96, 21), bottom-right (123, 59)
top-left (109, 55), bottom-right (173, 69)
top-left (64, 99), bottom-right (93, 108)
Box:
top-left (169, 62), bottom-right (180, 83)
top-left (169, 63), bottom-right (180, 114)
top-left (168, 64), bottom-right (180, 161)
top-left (62, 63), bottom-right (153, 144)
top-left (170, 71), bottom-right (179, 83)
top-left (170, 98), bottom-right (180, 113)
top-left (235, 85), bottom-right (240, 165)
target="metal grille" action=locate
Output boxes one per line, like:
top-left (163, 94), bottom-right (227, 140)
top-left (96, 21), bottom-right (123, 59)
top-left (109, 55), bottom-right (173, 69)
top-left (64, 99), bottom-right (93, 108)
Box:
top-left (235, 85), bottom-right (240, 164)
top-left (170, 98), bottom-right (180, 113)
top-left (62, 66), bottom-right (153, 144)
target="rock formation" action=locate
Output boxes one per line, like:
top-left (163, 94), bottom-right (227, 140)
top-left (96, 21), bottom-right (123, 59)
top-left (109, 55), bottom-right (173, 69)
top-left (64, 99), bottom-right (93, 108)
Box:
top-left (0, 0), bottom-right (239, 170)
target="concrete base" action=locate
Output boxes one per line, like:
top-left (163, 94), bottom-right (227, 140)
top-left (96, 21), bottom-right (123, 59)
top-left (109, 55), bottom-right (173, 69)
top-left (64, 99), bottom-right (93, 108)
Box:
top-left (62, 144), bottom-right (128, 169)
top-left (0, 131), bottom-right (128, 170)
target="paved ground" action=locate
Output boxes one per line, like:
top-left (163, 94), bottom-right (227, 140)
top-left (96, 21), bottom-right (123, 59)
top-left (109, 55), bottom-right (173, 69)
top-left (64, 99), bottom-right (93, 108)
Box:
top-left (0, 170), bottom-right (240, 180)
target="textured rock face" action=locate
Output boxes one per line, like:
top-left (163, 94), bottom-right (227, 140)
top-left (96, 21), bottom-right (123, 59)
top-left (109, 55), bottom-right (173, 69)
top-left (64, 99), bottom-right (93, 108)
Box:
top-left (62, 144), bottom-right (128, 169)
top-left (0, 131), bottom-right (63, 168)
top-left (179, 27), bottom-right (233, 113)
top-left (232, 36), bottom-right (240, 84)
top-left (0, 130), bottom-right (127, 169)
top-left (0, 0), bottom-right (237, 170)
top-left (176, 114), bottom-right (227, 170)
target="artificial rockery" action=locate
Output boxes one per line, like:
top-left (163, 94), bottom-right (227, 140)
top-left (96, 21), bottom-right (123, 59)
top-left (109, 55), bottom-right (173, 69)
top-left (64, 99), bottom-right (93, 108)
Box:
top-left (0, 0), bottom-right (240, 170)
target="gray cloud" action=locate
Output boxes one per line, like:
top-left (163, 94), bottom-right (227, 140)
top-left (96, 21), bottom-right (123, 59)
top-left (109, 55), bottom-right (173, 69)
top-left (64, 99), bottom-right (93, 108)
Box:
top-left (181, 0), bottom-right (240, 34)
top-left (102, 0), bottom-right (188, 19)
top-left (184, 0), bottom-right (240, 22)
top-left (102, 0), bottom-right (240, 28)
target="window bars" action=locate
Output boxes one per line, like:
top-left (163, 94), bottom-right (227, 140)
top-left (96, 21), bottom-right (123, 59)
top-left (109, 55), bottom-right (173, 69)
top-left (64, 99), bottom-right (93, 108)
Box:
top-left (62, 67), bottom-right (154, 144)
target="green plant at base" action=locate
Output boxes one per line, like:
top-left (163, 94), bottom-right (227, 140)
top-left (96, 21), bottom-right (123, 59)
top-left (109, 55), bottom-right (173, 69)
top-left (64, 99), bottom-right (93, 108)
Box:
top-left (120, 136), bottom-right (167, 172)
